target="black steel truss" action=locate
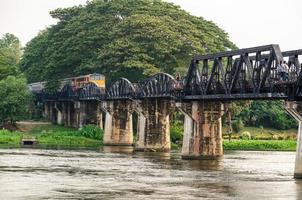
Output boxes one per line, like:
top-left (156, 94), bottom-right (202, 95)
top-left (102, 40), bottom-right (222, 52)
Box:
top-left (107, 78), bottom-right (136, 100)
top-left (58, 84), bottom-right (77, 101)
top-left (183, 45), bottom-right (302, 100)
top-left (31, 45), bottom-right (302, 102)
top-left (140, 73), bottom-right (175, 98)
top-left (79, 82), bottom-right (105, 101)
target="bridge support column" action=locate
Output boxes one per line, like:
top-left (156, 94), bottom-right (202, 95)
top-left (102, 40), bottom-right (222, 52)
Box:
top-left (43, 101), bottom-right (56, 123)
top-left (102, 100), bottom-right (133, 146)
top-left (67, 102), bottom-right (71, 126)
top-left (78, 101), bottom-right (86, 128)
top-left (285, 101), bottom-right (302, 179)
top-left (97, 103), bottom-right (103, 129)
top-left (54, 102), bottom-right (63, 125)
top-left (60, 101), bottom-right (76, 127)
top-left (77, 101), bottom-right (101, 128)
top-left (135, 99), bottom-right (174, 152)
top-left (61, 102), bottom-right (67, 126)
top-left (177, 101), bottom-right (223, 160)
top-left (43, 102), bottom-right (50, 120)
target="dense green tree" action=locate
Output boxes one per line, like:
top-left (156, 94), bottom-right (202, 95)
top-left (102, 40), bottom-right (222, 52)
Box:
top-left (238, 100), bottom-right (297, 130)
top-left (0, 76), bottom-right (31, 126)
top-left (20, 0), bottom-right (235, 85)
top-left (0, 33), bottom-right (22, 80)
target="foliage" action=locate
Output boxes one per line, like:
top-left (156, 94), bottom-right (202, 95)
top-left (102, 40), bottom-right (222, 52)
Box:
top-left (29, 124), bottom-right (75, 135)
top-left (20, 0), bottom-right (235, 87)
top-left (32, 124), bottom-right (103, 148)
top-left (232, 119), bottom-right (244, 133)
top-left (0, 33), bottom-right (22, 80)
top-left (238, 100), bottom-right (297, 130)
top-left (0, 76), bottom-right (31, 125)
top-left (170, 121), bottom-right (183, 143)
top-left (240, 131), bottom-right (251, 140)
top-left (223, 140), bottom-right (296, 151)
top-left (0, 130), bottom-right (22, 145)
top-left (37, 131), bottom-right (102, 148)
top-left (79, 124), bottom-right (103, 140)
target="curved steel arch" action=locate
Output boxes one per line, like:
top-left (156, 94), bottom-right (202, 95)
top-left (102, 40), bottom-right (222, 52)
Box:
top-left (107, 78), bottom-right (136, 100)
top-left (79, 82), bottom-right (105, 101)
top-left (140, 73), bottom-right (175, 98)
top-left (58, 84), bottom-right (77, 101)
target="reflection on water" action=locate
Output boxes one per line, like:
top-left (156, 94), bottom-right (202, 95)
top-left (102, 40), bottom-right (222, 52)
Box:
top-left (0, 148), bottom-right (301, 200)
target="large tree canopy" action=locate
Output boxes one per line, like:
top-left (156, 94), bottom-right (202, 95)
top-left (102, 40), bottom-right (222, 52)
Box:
top-left (0, 76), bottom-right (31, 125)
top-left (0, 33), bottom-right (31, 127)
top-left (0, 33), bottom-right (22, 80)
top-left (20, 0), bottom-right (235, 85)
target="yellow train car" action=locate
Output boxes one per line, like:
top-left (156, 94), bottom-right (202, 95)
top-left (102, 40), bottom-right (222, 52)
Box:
top-left (62, 73), bottom-right (105, 89)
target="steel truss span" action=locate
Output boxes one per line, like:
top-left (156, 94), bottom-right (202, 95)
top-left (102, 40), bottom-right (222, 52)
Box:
top-left (29, 44), bottom-right (302, 102)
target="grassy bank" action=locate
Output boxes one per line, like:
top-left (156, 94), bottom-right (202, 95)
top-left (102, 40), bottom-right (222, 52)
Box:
top-left (37, 131), bottom-right (102, 148)
top-left (0, 130), bottom-right (22, 145)
top-left (222, 126), bottom-right (297, 140)
top-left (0, 124), bottom-right (103, 149)
top-left (223, 140), bottom-right (296, 151)
top-left (34, 124), bottom-right (103, 148)
top-left (0, 123), bottom-right (298, 151)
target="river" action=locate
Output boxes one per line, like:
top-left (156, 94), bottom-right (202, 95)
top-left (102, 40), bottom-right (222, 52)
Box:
top-left (0, 147), bottom-right (301, 200)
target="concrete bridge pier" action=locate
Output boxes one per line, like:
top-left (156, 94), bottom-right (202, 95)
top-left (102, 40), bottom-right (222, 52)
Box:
top-left (285, 101), bottom-right (302, 179)
top-left (101, 100), bottom-right (134, 146)
top-left (177, 101), bottom-right (224, 160)
top-left (77, 101), bottom-right (89, 128)
top-left (76, 101), bottom-right (103, 128)
top-left (54, 102), bottom-right (63, 125)
top-left (44, 101), bottom-right (57, 123)
top-left (135, 99), bottom-right (174, 152)
top-left (60, 101), bottom-right (76, 127)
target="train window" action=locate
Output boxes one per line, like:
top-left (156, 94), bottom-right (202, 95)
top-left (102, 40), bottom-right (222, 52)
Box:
top-left (91, 74), bottom-right (97, 80)
top-left (90, 74), bottom-right (103, 80)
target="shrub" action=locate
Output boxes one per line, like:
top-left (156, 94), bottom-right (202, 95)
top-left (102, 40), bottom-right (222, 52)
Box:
top-left (79, 124), bottom-right (103, 140)
top-left (232, 119), bottom-right (244, 133)
top-left (0, 130), bottom-right (22, 144)
top-left (272, 134), bottom-right (279, 140)
top-left (170, 121), bottom-right (183, 143)
top-left (240, 131), bottom-right (251, 140)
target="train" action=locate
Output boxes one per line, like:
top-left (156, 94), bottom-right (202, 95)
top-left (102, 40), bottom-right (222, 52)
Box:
top-left (28, 73), bottom-right (105, 93)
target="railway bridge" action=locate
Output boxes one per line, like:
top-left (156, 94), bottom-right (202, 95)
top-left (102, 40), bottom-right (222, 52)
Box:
top-left (30, 44), bottom-right (302, 178)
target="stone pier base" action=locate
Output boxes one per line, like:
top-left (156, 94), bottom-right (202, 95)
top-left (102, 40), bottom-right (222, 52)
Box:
top-left (102, 100), bottom-right (133, 146)
top-left (285, 101), bottom-right (302, 179)
top-left (177, 101), bottom-right (223, 160)
top-left (135, 99), bottom-right (174, 152)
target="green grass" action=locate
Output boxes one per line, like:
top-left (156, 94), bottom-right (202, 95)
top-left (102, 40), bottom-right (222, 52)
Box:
top-left (0, 123), bottom-right (299, 151)
top-left (222, 126), bottom-right (297, 140)
top-left (34, 124), bottom-right (102, 148)
top-left (223, 140), bottom-right (297, 151)
top-left (0, 124), bottom-right (102, 149)
top-left (0, 130), bottom-right (22, 145)
top-left (37, 131), bottom-right (102, 148)
top-left (28, 124), bottom-right (76, 135)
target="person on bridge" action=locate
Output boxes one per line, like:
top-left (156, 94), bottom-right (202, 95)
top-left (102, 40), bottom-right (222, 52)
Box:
top-left (278, 60), bottom-right (289, 81)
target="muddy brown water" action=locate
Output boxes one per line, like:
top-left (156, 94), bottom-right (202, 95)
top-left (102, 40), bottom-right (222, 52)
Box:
top-left (0, 147), bottom-right (301, 200)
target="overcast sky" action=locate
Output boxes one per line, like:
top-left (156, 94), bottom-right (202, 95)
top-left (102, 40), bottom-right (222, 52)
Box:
top-left (0, 0), bottom-right (301, 51)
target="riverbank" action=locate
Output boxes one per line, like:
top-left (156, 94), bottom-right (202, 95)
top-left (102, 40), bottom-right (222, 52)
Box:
top-left (0, 124), bottom-right (103, 149)
top-left (223, 140), bottom-right (296, 151)
top-left (0, 124), bottom-right (298, 151)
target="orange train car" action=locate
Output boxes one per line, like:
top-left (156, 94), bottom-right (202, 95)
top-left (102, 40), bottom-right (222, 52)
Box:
top-left (61, 73), bottom-right (105, 90)
top-left (28, 73), bottom-right (105, 93)
top-left (69, 73), bottom-right (105, 89)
